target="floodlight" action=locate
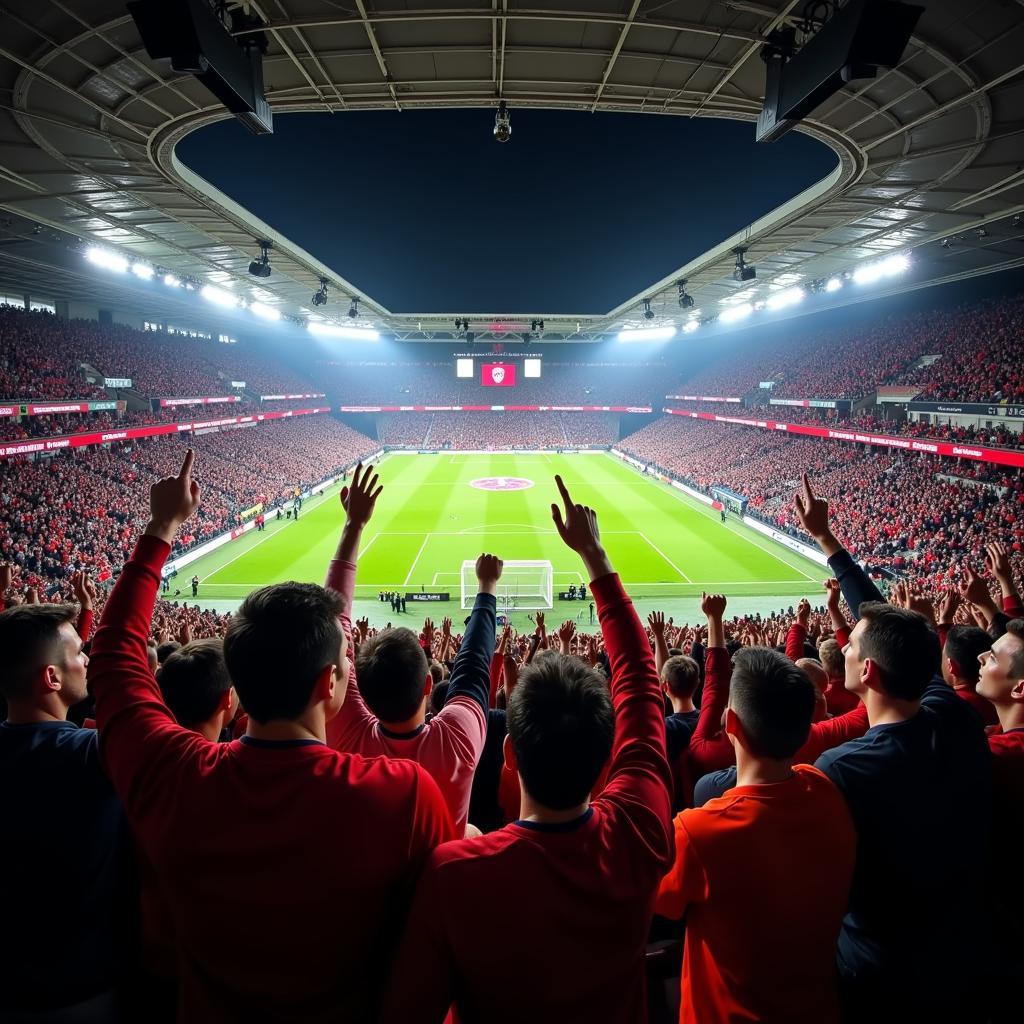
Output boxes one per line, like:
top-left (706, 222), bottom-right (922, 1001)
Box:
top-left (308, 322), bottom-right (379, 341)
top-left (201, 284), bottom-right (238, 307)
top-left (767, 286), bottom-right (805, 310)
top-left (825, 277), bottom-right (843, 292)
top-left (642, 299), bottom-right (655, 321)
top-left (348, 298), bottom-right (359, 319)
top-left (163, 273), bottom-right (181, 287)
top-left (720, 303), bottom-right (753, 323)
top-left (618, 325), bottom-right (677, 342)
top-left (682, 320), bottom-right (700, 334)
top-left (85, 247), bottom-right (128, 273)
top-left (250, 300), bottom-right (280, 321)
top-left (131, 262), bottom-right (154, 279)
top-left (312, 279), bottom-right (328, 306)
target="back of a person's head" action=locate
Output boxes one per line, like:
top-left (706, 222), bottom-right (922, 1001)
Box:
top-left (507, 652), bottom-right (614, 811)
top-left (730, 647), bottom-right (816, 759)
top-left (818, 638), bottom-right (843, 680)
top-left (795, 657), bottom-right (828, 694)
top-left (429, 680), bottom-right (450, 716)
top-left (156, 640), bottom-right (181, 665)
top-left (356, 628), bottom-right (429, 723)
top-left (223, 583), bottom-right (343, 724)
top-left (428, 661), bottom-right (444, 687)
top-left (0, 603), bottom-right (78, 701)
top-left (858, 601), bottom-right (940, 701)
top-left (158, 638), bottom-right (232, 728)
top-left (944, 625), bottom-right (991, 685)
top-left (662, 655), bottom-right (699, 699)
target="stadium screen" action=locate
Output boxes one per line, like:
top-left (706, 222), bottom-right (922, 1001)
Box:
top-left (482, 362), bottom-right (516, 387)
top-left (456, 358), bottom-right (474, 378)
top-left (524, 358), bottom-right (542, 378)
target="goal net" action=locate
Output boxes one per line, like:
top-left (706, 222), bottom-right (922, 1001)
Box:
top-left (460, 559), bottom-right (553, 611)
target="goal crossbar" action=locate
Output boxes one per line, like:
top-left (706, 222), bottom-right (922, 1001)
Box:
top-left (460, 559), bottom-right (553, 611)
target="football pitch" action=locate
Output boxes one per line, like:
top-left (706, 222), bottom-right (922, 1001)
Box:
top-left (182, 452), bottom-right (824, 614)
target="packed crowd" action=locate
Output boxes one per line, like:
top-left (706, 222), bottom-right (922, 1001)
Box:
top-left (0, 306), bottom-right (317, 400)
top-left (375, 411), bottom-right (618, 448)
top-left (325, 358), bottom-right (660, 406)
top-left (672, 291), bottom-right (1024, 403)
top-left (2, 457), bottom-right (1020, 1024)
top-left (618, 415), bottom-right (1024, 592)
top-left (0, 414), bottom-right (376, 592)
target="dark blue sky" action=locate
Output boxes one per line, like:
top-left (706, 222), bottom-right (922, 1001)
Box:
top-left (178, 109), bottom-right (837, 314)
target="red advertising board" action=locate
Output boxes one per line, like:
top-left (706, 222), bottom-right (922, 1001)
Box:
top-left (481, 363), bottom-right (517, 387)
top-left (0, 407), bottom-right (331, 461)
top-left (159, 395), bottom-right (242, 408)
top-left (663, 407), bottom-right (1024, 469)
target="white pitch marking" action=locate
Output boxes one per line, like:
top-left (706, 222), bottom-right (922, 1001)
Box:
top-left (637, 532), bottom-right (694, 585)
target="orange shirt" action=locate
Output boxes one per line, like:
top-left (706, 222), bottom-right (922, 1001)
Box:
top-left (656, 765), bottom-right (855, 1024)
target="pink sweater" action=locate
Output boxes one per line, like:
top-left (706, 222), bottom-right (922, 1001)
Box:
top-left (325, 558), bottom-right (487, 835)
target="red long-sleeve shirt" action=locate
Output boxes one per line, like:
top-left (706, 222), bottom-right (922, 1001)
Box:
top-left (380, 572), bottom-right (674, 1024)
top-left (90, 535), bottom-right (455, 1022)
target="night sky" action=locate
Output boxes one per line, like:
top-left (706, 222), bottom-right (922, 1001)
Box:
top-left (178, 109), bottom-right (837, 315)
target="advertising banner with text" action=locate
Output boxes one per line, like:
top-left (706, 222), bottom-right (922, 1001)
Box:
top-left (663, 407), bottom-right (1024, 469)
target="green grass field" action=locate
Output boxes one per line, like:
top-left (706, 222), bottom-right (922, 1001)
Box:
top-left (181, 453), bottom-right (824, 613)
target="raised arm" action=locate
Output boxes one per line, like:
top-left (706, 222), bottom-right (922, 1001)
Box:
top-left (687, 593), bottom-right (733, 778)
top-left (551, 476), bottom-right (672, 827)
top-left (794, 473), bottom-right (883, 618)
top-left (324, 463), bottom-right (382, 748)
top-left (91, 450), bottom-right (206, 816)
top-left (69, 571), bottom-right (96, 644)
top-left (443, 554), bottom-right (499, 714)
top-left (648, 610), bottom-right (670, 677)
top-left (785, 599), bottom-right (811, 663)
top-left (987, 542), bottom-right (1024, 619)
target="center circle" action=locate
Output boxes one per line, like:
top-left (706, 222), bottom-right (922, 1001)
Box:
top-left (469, 476), bottom-right (535, 491)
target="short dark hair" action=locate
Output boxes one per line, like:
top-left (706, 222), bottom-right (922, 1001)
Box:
top-left (428, 661), bottom-right (444, 687)
top-left (429, 680), bottom-right (450, 716)
top-left (857, 601), bottom-right (940, 701)
top-left (1006, 619), bottom-right (1024, 678)
top-left (223, 583), bottom-right (343, 724)
top-left (356, 628), bottom-right (429, 723)
top-left (156, 640), bottom-right (181, 665)
top-left (662, 655), bottom-right (699, 699)
top-left (943, 626), bottom-right (991, 685)
top-left (0, 604), bottom-right (79, 701)
top-left (158, 638), bottom-right (232, 727)
top-left (507, 653), bottom-right (614, 811)
top-left (730, 647), bottom-right (816, 759)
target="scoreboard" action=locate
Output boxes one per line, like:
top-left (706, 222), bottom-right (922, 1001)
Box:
top-left (456, 353), bottom-right (542, 386)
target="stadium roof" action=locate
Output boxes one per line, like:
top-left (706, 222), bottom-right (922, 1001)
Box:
top-left (1, 0), bottom-right (1023, 342)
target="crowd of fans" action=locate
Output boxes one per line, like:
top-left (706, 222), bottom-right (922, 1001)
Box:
top-left (1, 455), bottom-right (1021, 1024)
top-left (325, 358), bottom-right (660, 406)
top-left (0, 305), bottom-right (317, 400)
top-left (376, 411), bottom-right (618, 448)
top-left (619, 415), bottom-right (1024, 593)
top-left (0, 414), bottom-right (376, 593)
top-left (671, 291), bottom-right (1024, 402)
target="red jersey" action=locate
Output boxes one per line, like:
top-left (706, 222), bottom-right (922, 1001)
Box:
top-left (657, 765), bottom-right (856, 1024)
top-left (90, 536), bottom-right (455, 1021)
top-left (380, 572), bottom-right (674, 1024)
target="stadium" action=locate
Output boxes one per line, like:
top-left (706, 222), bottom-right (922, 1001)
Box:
top-left (1, 1), bottom-right (1022, 1022)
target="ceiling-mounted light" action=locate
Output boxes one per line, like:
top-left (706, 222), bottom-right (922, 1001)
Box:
top-left (348, 297), bottom-right (360, 319)
top-left (720, 303), bottom-right (753, 323)
top-left (677, 279), bottom-right (694, 309)
top-left (312, 279), bottom-right (328, 306)
top-left (309, 322), bottom-right (379, 341)
top-left (131, 262), bottom-right (154, 280)
top-left (85, 246), bottom-right (128, 273)
top-left (201, 284), bottom-right (239, 307)
top-left (249, 301), bottom-right (280, 321)
top-left (494, 100), bottom-right (511, 142)
top-left (642, 299), bottom-right (655, 321)
top-left (618, 325), bottom-right (676, 342)
top-left (248, 240), bottom-right (272, 278)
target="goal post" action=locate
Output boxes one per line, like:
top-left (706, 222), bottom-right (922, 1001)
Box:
top-left (460, 559), bottom-right (553, 611)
